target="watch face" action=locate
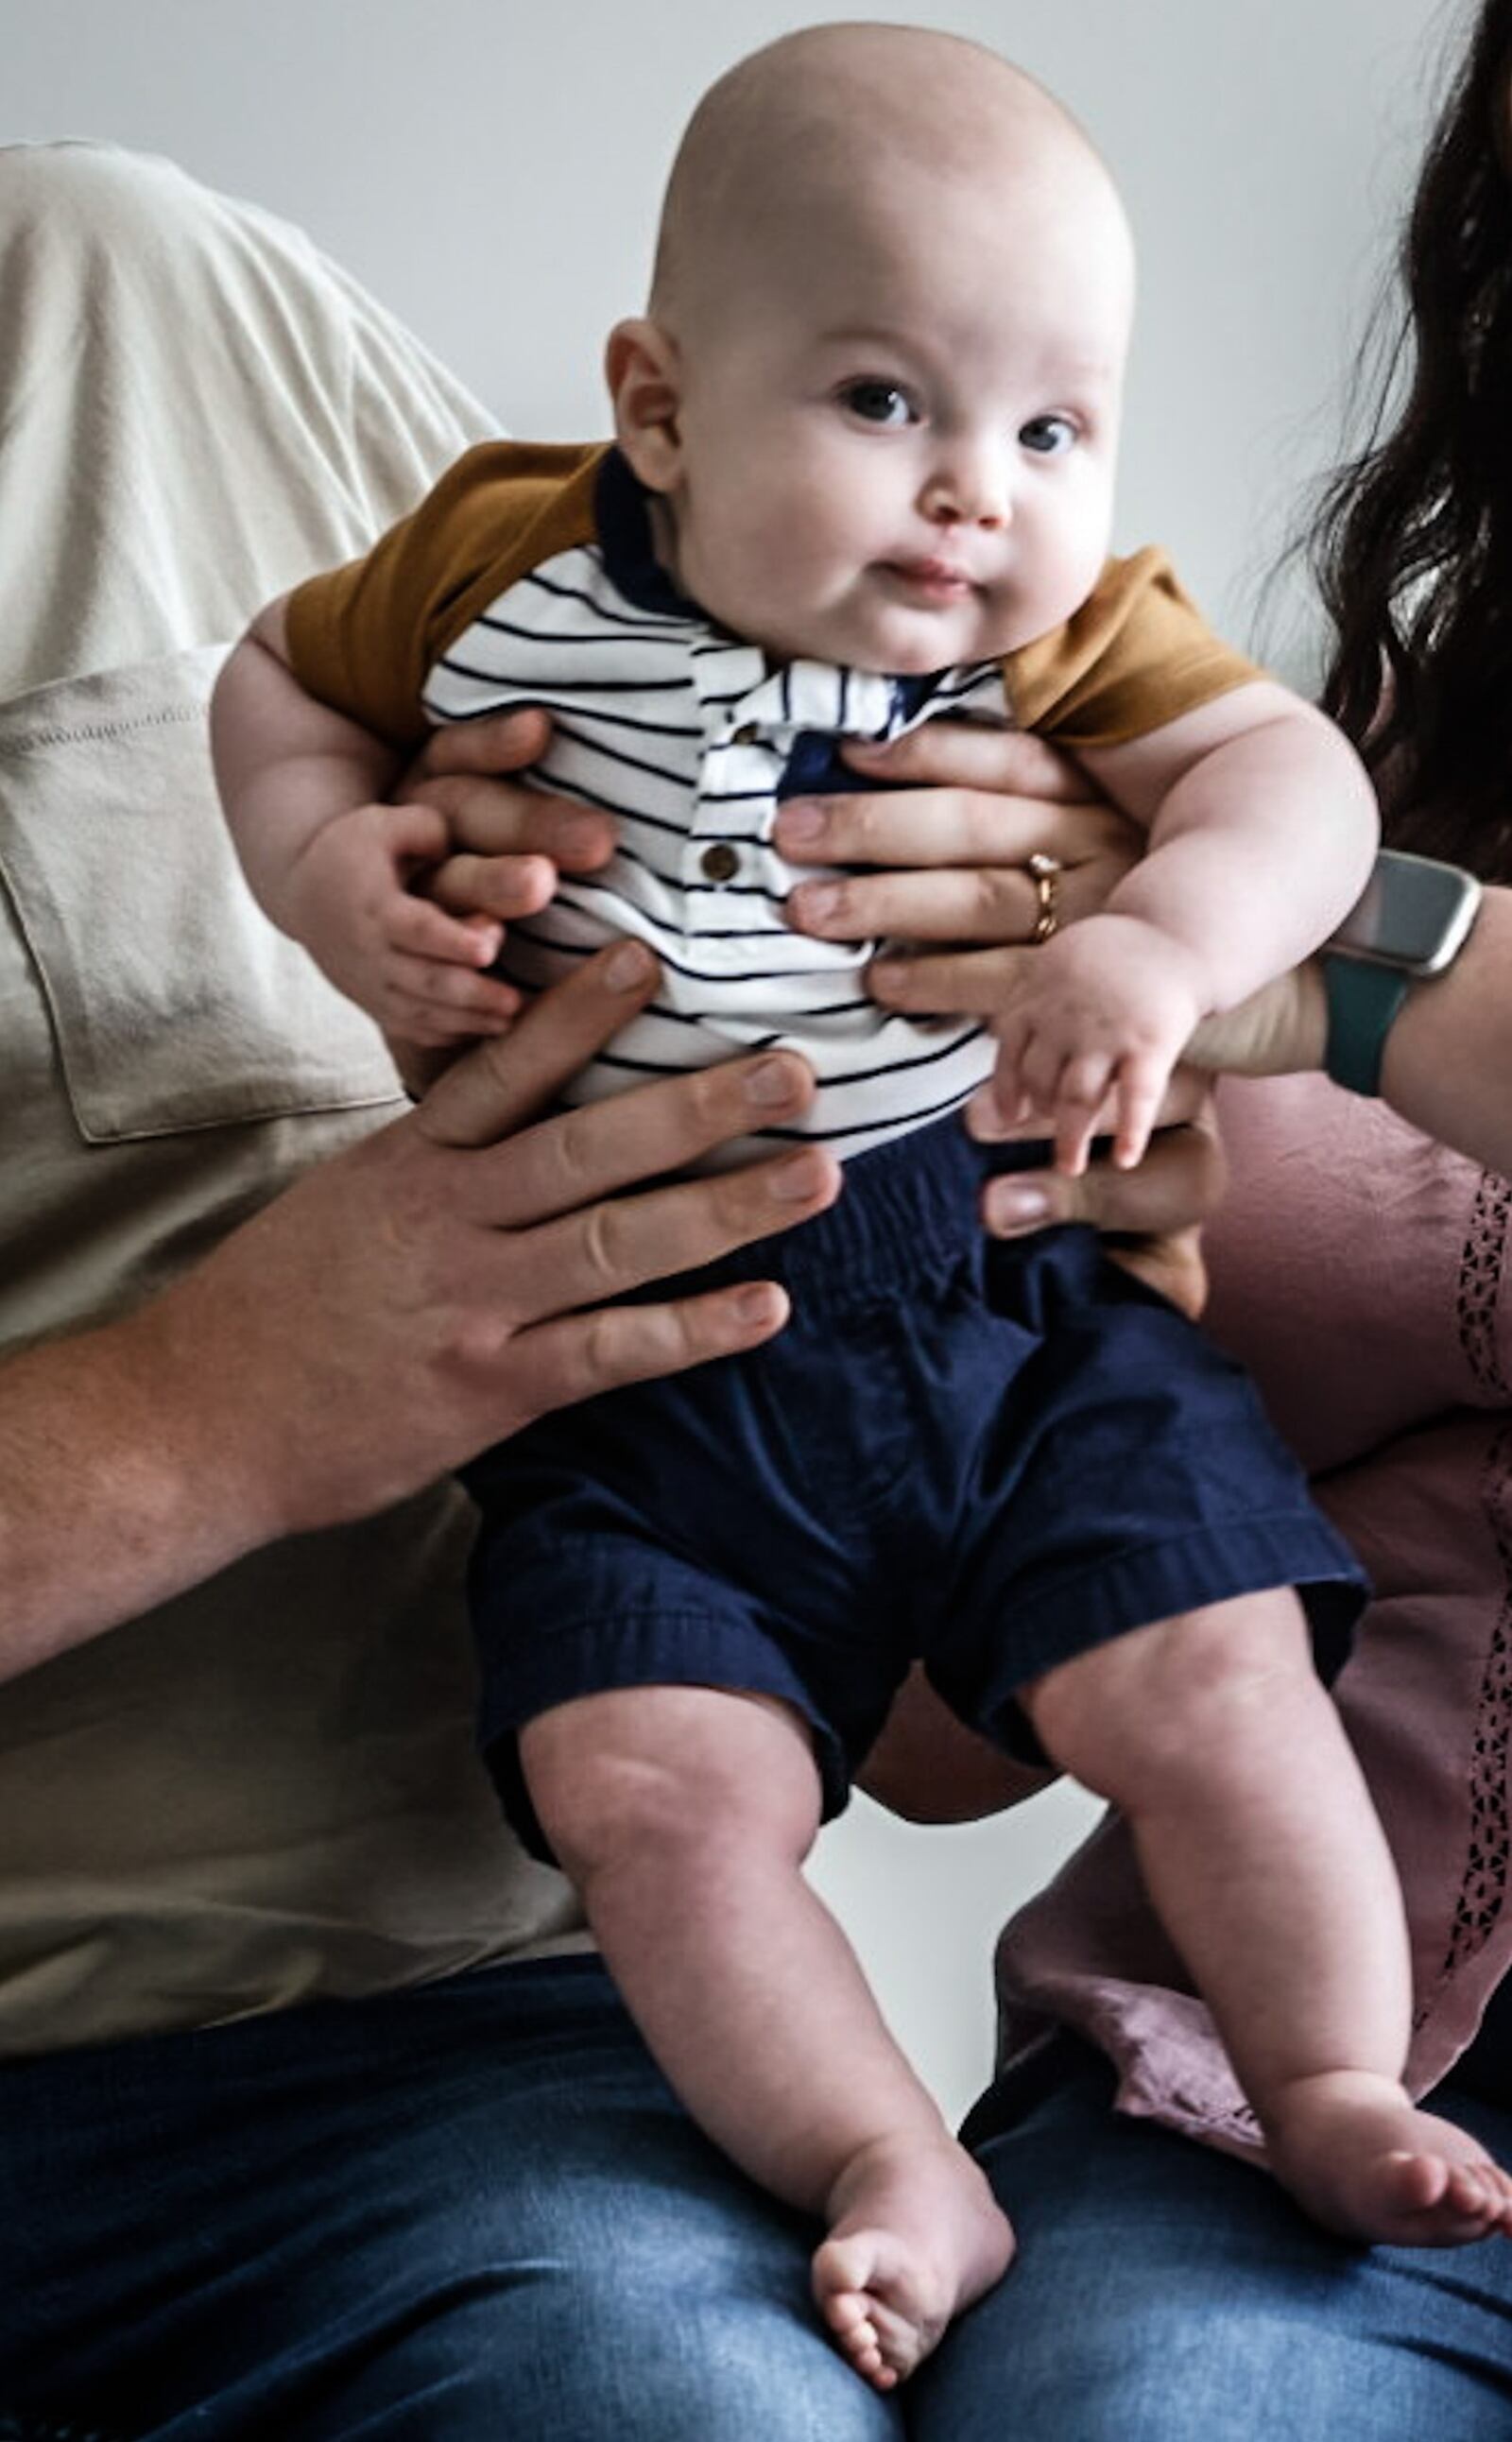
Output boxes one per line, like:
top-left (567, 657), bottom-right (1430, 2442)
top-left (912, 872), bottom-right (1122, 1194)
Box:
top-left (1329, 849), bottom-right (1482, 974)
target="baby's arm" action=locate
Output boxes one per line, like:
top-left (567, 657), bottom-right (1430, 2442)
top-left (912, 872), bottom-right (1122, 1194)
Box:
top-left (992, 680), bottom-right (1378, 1172)
top-left (212, 597), bottom-right (520, 1045)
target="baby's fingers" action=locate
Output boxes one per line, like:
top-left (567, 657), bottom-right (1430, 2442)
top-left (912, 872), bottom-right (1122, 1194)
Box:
top-left (988, 1019), bottom-right (1037, 1130)
top-left (388, 891), bottom-right (505, 971)
top-left (383, 947), bottom-right (522, 1040)
top-left (1110, 1051), bottom-right (1171, 1171)
top-left (1052, 1053), bottom-right (1114, 1177)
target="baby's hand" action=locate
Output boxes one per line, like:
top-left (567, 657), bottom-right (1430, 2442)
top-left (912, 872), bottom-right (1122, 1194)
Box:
top-left (283, 800), bottom-right (523, 1047)
top-left (989, 913), bottom-right (1209, 1175)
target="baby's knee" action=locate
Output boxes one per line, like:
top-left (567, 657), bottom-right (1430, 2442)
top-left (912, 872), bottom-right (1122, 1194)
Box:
top-left (1023, 1591), bottom-right (1316, 1803)
top-left (522, 1684), bottom-right (821, 1886)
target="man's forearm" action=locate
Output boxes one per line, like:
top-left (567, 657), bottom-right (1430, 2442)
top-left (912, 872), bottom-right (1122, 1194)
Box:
top-left (0, 1305), bottom-right (266, 1681)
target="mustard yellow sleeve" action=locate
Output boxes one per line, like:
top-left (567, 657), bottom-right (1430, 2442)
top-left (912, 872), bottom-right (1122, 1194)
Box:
top-left (1003, 548), bottom-right (1263, 748)
top-left (284, 441), bottom-right (606, 752)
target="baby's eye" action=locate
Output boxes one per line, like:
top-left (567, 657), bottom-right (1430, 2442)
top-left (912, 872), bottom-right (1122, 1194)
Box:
top-left (837, 378), bottom-right (919, 428)
top-left (1019, 413), bottom-right (1078, 456)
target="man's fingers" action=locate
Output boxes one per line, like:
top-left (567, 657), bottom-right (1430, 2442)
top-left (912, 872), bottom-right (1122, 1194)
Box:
top-left (412, 779), bottom-right (616, 871)
top-left (496, 1142), bottom-right (841, 1316)
top-left (418, 942), bottom-right (662, 1149)
top-left (469, 1051), bottom-right (829, 1231)
top-left (503, 1281), bottom-right (793, 1419)
top-left (421, 947), bottom-right (833, 1229)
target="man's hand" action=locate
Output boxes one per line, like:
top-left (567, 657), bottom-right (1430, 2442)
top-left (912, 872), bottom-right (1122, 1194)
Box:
top-left (0, 943), bottom-right (839, 1677)
top-left (155, 942), bottom-right (838, 1539)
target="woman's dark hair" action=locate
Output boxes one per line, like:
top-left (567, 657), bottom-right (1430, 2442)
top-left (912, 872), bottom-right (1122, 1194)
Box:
top-left (1313, 0), bottom-right (1512, 879)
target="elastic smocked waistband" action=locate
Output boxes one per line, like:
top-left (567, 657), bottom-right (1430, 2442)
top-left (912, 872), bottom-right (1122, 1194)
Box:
top-left (669, 1114), bottom-right (1059, 1310)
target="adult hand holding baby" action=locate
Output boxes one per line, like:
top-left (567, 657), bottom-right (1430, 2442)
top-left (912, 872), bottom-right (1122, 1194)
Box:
top-left (776, 721), bottom-right (1138, 946)
top-left (1, 939), bottom-right (834, 1677)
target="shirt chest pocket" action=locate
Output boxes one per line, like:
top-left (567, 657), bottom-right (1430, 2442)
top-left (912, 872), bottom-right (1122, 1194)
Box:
top-left (0, 645), bottom-right (402, 1142)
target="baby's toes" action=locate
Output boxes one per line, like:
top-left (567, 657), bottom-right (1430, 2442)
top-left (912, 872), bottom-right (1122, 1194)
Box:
top-left (831, 2296), bottom-right (893, 2389)
top-left (1396, 2152), bottom-right (1509, 2243)
top-left (1487, 2163), bottom-right (1512, 2236)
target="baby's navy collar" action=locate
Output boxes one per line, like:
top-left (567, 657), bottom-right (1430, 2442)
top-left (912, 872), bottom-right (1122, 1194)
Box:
top-left (593, 448), bottom-right (699, 618)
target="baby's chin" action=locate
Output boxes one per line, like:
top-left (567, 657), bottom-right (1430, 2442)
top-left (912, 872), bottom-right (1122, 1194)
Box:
top-left (754, 603), bottom-right (1014, 677)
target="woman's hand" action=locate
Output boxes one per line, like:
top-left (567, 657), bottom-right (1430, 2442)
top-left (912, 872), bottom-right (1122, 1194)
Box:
top-left (775, 722), bottom-right (1141, 950)
top-left (1184, 964), bottom-right (1328, 1079)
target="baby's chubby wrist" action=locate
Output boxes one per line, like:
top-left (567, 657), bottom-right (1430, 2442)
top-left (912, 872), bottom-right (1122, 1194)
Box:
top-left (278, 805), bottom-right (374, 931)
top-left (1070, 909), bottom-right (1214, 1019)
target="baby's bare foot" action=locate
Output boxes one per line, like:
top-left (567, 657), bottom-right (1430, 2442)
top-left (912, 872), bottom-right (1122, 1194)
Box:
top-left (811, 2133), bottom-right (1014, 2391)
top-left (1269, 2071), bottom-right (1512, 2246)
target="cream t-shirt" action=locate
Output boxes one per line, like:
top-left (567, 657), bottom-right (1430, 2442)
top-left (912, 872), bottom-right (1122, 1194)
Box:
top-left (0, 145), bottom-right (587, 2055)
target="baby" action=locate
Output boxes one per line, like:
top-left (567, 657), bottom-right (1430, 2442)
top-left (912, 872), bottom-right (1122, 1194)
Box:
top-left (213, 25), bottom-right (1512, 2393)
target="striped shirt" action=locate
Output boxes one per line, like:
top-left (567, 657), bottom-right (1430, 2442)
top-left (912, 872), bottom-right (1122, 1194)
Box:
top-left (423, 460), bottom-right (1005, 1158)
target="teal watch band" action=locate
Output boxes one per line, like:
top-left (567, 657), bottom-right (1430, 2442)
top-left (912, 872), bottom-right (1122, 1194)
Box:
top-left (1322, 954), bottom-right (1412, 1096)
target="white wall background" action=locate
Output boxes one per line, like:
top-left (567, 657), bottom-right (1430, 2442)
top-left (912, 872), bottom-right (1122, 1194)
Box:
top-left (4, 0), bottom-right (1462, 2118)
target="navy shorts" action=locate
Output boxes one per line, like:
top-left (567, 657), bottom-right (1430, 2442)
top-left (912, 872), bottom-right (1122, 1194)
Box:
top-left (463, 1117), bottom-right (1366, 1857)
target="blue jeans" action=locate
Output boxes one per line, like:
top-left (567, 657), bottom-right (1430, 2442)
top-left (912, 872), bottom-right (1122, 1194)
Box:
top-left (4, 1966), bottom-right (1510, 2440)
top-left (921, 2039), bottom-right (1512, 2439)
top-left (0, 1958), bottom-right (898, 2442)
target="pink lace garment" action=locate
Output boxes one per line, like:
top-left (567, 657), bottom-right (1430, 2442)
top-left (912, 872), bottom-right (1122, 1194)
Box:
top-left (994, 1072), bottom-right (1512, 2156)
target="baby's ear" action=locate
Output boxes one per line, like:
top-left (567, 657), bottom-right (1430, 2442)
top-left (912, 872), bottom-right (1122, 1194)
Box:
top-left (606, 318), bottom-right (684, 492)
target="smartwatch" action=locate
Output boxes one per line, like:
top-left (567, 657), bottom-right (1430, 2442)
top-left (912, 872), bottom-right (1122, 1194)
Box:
top-left (1322, 848), bottom-right (1482, 1095)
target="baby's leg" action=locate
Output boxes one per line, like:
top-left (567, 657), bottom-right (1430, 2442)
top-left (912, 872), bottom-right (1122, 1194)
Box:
top-left (520, 1685), bottom-right (1012, 2390)
top-left (1022, 1593), bottom-right (1512, 2247)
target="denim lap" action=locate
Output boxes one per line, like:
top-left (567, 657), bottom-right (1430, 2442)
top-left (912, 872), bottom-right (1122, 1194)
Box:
top-left (0, 1959), bottom-right (899, 2442)
top-left (913, 2042), bottom-right (1512, 2442)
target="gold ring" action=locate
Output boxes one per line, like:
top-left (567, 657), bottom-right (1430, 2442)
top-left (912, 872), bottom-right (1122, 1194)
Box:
top-left (1026, 851), bottom-right (1062, 943)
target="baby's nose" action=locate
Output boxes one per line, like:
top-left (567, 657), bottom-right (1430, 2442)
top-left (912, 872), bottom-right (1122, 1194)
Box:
top-left (919, 451), bottom-right (1010, 529)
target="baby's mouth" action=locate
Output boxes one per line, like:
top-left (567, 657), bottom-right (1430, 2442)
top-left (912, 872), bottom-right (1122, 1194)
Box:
top-left (879, 557), bottom-right (978, 601)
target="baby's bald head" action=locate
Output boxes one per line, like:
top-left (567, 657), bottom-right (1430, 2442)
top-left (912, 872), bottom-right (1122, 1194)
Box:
top-left (649, 24), bottom-right (1130, 341)
top-left (607, 24), bottom-right (1133, 675)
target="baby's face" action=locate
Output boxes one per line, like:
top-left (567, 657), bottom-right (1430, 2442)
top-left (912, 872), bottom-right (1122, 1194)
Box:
top-left (644, 164), bottom-right (1131, 674)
